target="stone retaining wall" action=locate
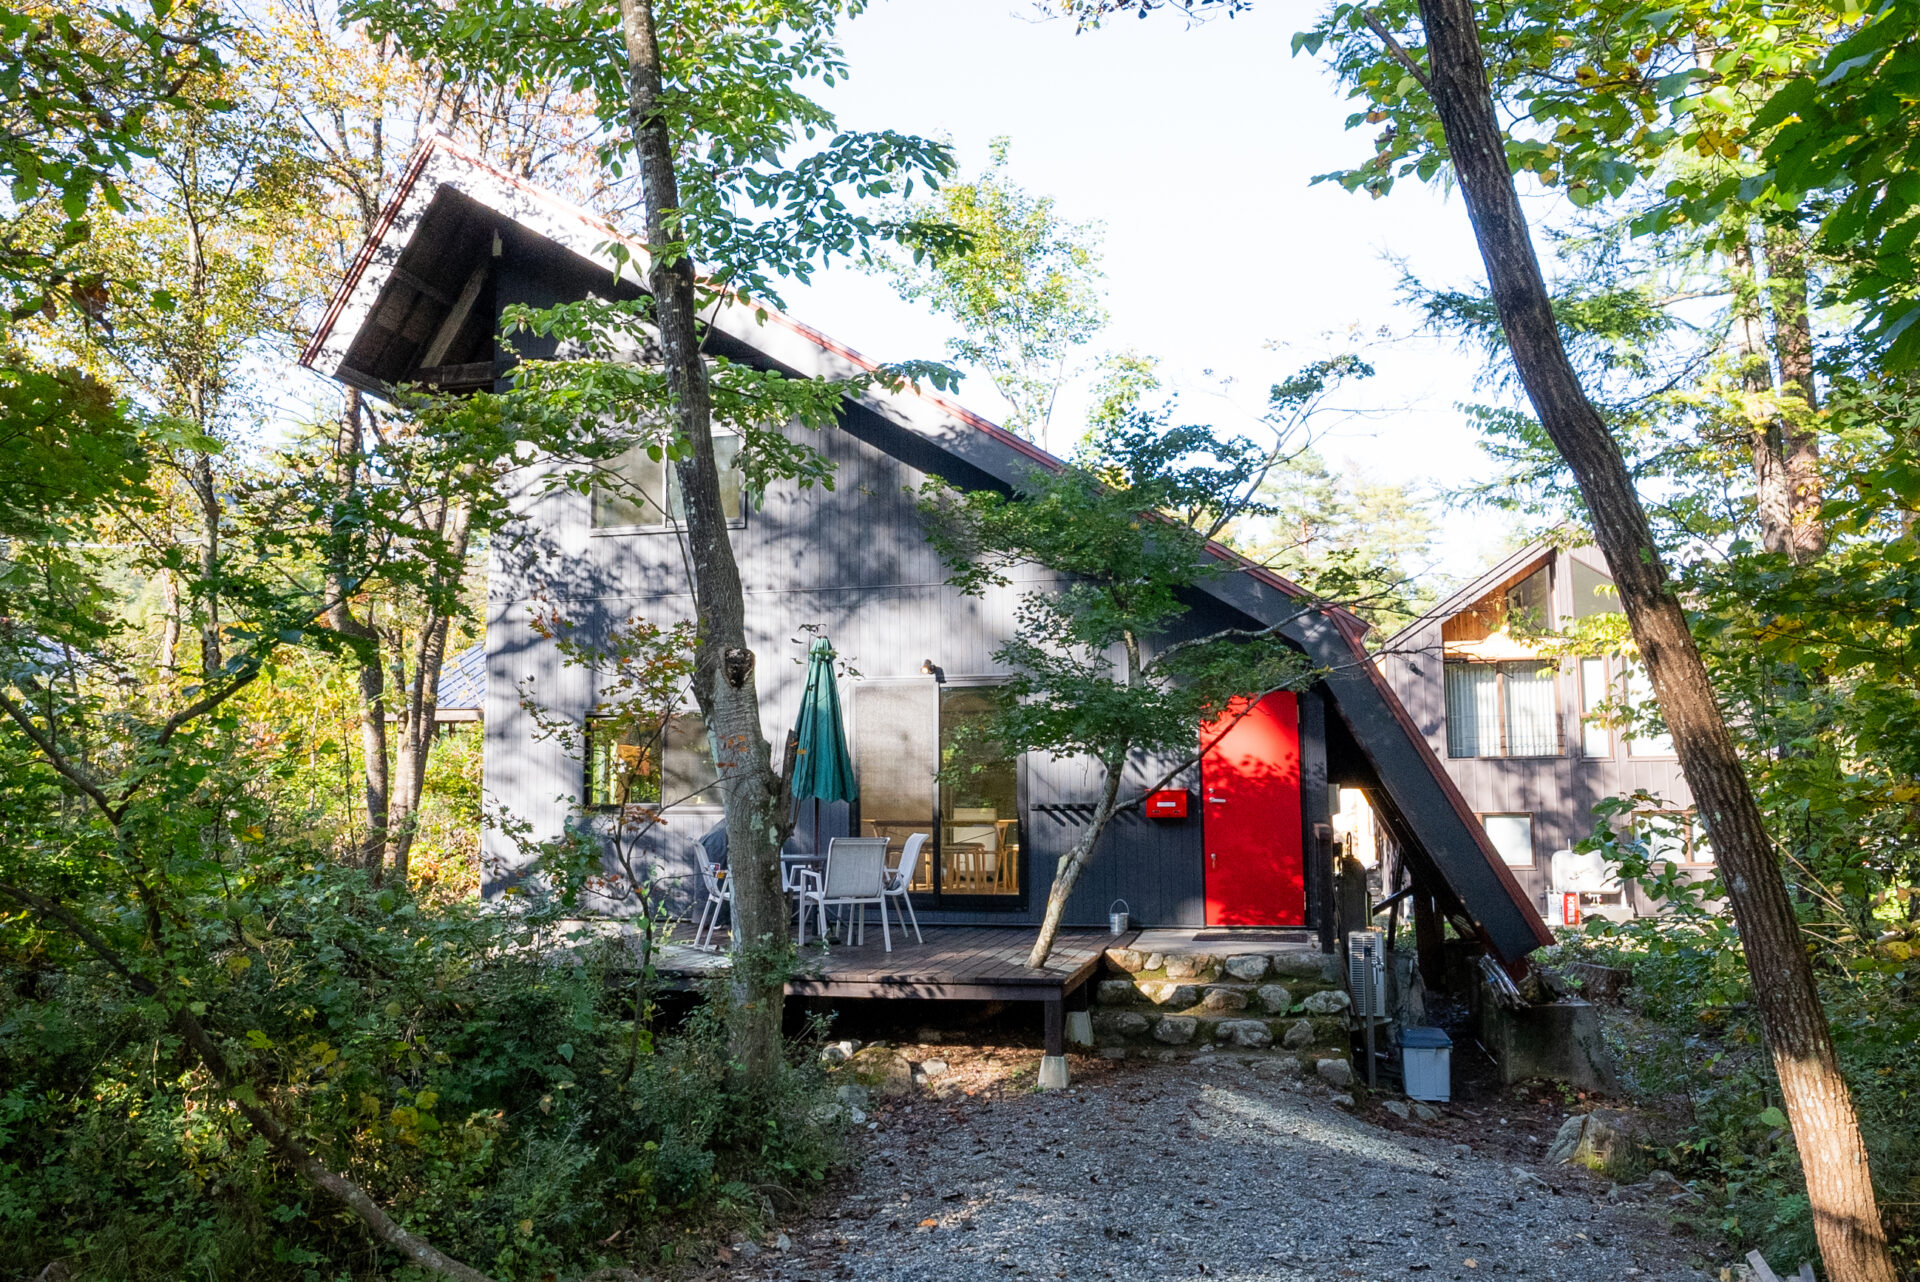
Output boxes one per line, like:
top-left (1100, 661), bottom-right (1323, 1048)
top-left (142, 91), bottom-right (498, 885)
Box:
top-left (1088, 945), bottom-right (1354, 1079)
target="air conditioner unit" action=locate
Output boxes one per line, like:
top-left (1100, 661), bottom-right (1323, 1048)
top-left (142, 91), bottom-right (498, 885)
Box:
top-left (1347, 929), bottom-right (1387, 1018)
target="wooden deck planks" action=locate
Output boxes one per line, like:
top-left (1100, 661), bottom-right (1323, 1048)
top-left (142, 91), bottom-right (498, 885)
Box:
top-left (656, 925), bottom-right (1131, 1001)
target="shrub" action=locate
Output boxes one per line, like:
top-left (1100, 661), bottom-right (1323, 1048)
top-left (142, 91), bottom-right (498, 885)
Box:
top-left (1558, 918), bottom-right (1920, 1273)
top-left (0, 858), bottom-right (837, 1281)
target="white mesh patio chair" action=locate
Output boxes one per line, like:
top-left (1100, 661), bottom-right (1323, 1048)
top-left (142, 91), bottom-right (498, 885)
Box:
top-left (883, 832), bottom-right (928, 944)
top-left (798, 836), bottom-right (891, 951)
top-left (693, 843), bottom-right (731, 950)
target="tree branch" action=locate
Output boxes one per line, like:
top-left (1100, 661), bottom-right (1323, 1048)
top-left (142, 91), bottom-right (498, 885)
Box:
top-left (1360, 10), bottom-right (1433, 96)
top-left (0, 687), bottom-right (120, 818)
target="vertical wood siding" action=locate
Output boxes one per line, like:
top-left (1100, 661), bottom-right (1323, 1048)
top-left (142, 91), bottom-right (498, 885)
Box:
top-left (485, 379), bottom-right (1300, 925)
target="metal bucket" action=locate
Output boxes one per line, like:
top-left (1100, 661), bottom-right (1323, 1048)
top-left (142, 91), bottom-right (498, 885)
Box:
top-left (1108, 899), bottom-right (1130, 935)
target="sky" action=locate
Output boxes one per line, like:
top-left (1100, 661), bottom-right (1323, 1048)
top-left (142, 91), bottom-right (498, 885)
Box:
top-left (775, 0), bottom-right (1543, 582)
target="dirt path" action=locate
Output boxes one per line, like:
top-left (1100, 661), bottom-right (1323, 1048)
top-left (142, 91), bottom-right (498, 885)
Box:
top-left (734, 1049), bottom-right (1713, 1282)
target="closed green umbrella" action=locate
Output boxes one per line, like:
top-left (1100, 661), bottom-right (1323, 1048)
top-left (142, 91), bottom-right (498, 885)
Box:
top-left (789, 637), bottom-right (858, 818)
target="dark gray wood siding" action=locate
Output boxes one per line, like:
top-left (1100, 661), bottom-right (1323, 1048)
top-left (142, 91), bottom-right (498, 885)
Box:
top-left (480, 251), bottom-right (1309, 925)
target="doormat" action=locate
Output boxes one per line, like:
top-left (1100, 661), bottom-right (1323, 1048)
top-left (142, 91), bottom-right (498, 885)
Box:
top-left (1189, 929), bottom-right (1315, 943)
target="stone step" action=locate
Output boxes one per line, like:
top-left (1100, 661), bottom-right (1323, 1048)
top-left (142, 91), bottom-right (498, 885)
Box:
top-left (1091, 1008), bottom-right (1351, 1057)
top-left (1095, 1044), bottom-right (1364, 1093)
top-left (1092, 974), bottom-right (1353, 1018)
top-left (1103, 945), bottom-right (1337, 985)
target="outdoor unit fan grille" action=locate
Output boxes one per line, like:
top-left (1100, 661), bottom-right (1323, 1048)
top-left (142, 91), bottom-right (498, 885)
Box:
top-left (1347, 929), bottom-right (1387, 1018)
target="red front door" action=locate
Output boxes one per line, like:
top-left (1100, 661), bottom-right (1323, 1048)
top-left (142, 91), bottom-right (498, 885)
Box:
top-left (1201, 691), bottom-right (1305, 926)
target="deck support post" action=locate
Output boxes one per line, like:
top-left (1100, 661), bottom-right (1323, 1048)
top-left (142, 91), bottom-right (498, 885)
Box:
top-left (1039, 996), bottom-right (1068, 1090)
top-left (1063, 981), bottom-right (1093, 1048)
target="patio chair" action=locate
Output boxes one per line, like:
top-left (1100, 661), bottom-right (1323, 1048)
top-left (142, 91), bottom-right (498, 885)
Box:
top-left (781, 849), bottom-right (824, 932)
top-left (693, 841), bottom-right (731, 950)
top-left (883, 833), bottom-right (928, 944)
top-left (798, 837), bottom-right (891, 951)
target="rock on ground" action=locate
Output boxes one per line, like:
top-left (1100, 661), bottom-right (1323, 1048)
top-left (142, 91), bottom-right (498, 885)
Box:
top-left (1546, 1108), bottom-right (1651, 1178)
top-left (740, 1056), bottom-right (1708, 1282)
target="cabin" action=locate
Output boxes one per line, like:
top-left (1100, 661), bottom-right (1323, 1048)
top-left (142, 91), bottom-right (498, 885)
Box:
top-left (300, 137), bottom-right (1555, 995)
top-left (1375, 542), bottom-right (1702, 923)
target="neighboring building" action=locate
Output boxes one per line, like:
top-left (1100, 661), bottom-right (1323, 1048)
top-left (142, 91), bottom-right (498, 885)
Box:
top-left (1377, 541), bottom-right (1702, 921)
top-left (434, 642), bottom-right (487, 725)
top-left (300, 136), bottom-right (1554, 962)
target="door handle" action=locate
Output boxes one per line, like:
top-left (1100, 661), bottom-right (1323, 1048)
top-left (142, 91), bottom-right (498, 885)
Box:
top-left (1209, 852), bottom-right (1217, 868)
top-left (1206, 795), bottom-right (1227, 804)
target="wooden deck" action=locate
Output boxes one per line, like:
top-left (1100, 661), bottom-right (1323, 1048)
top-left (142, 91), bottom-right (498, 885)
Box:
top-left (785, 925), bottom-right (1120, 1000)
top-left (652, 926), bottom-right (1133, 1056)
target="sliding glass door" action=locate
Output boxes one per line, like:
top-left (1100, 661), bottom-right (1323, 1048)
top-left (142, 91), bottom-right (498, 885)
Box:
top-left (853, 679), bottom-right (1025, 908)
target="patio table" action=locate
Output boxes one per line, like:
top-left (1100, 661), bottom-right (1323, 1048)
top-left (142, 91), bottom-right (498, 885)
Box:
top-left (782, 851), bottom-right (825, 928)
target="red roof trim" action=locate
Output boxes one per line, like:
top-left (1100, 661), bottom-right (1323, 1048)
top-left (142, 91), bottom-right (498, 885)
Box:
top-left (299, 139), bottom-right (441, 369)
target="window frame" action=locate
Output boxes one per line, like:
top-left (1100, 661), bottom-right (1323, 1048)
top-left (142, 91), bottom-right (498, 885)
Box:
top-left (588, 434), bottom-right (748, 535)
top-left (583, 711), bottom-right (723, 811)
top-left (1444, 660), bottom-right (1565, 759)
top-left (1478, 811), bottom-right (1537, 869)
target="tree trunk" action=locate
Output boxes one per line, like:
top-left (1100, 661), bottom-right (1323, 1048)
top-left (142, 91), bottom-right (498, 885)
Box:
top-left (1412, 3), bottom-right (1895, 1278)
top-left (386, 496), bottom-right (470, 886)
top-left (158, 567), bottom-right (181, 693)
top-left (187, 449), bottom-right (222, 680)
top-left (327, 388), bottom-right (390, 873)
top-left (1731, 237), bottom-right (1794, 557)
top-left (1764, 227), bottom-right (1824, 561)
top-left (1026, 758), bottom-right (1125, 968)
top-left (617, 0), bottom-right (788, 1083)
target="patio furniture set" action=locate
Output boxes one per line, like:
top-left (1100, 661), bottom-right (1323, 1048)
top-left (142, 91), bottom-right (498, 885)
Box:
top-left (691, 832), bottom-right (929, 952)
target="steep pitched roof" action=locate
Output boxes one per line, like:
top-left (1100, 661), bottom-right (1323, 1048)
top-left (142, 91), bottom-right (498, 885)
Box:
top-left (436, 641), bottom-right (487, 716)
top-left (299, 136), bottom-right (1551, 959)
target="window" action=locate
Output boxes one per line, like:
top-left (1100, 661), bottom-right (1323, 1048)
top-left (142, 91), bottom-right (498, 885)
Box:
top-left (1445, 661), bottom-right (1562, 758)
top-left (938, 686), bottom-right (1021, 898)
top-left (853, 679), bottom-right (1022, 903)
top-left (1578, 657), bottom-right (1613, 758)
top-left (1639, 810), bottom-right (1711, 865)
top-left (590, 435), bottom-right (744, 529)
top-left (586, 712), bottom-right (721, 808)
top-left (1504, 564), bottom-right (1552, 632)
top-left (1570, 558), bottom-right (1622, 619)
top-left (1623, 661), bottom-right (1674, 757)
top-left (1480, 813), bottom-right (1535, 867)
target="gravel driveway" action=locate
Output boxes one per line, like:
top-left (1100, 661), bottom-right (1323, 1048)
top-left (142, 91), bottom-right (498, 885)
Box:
top-left (735, 1049), bottom-right (1713, 1282)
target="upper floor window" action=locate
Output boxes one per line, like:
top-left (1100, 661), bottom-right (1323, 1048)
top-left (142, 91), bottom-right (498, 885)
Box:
top-left (1639, 809), bottom-right (1712, 865)
top-left (1622, 661), bottom-right (1674, 757)
top-left (1479, 812), bottom-right (1535, 867)
top-left (1575, 655), bottom-right (1674, 758)
top-left (1444, 660), bottom-right (1560, 758)
top-left (1578, 657), bottom-right (1613, 757)
top-left (591, 435), bottom-right (744, 530)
